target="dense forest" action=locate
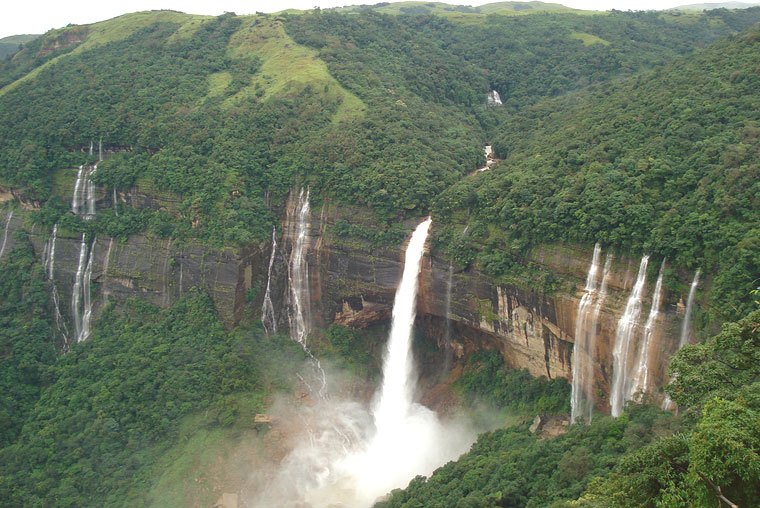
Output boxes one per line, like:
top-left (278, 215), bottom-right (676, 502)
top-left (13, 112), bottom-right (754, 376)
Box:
top-left (1, 3), bottom-right (759, 507)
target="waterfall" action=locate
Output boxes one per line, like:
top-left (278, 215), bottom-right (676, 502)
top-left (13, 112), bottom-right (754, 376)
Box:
top-left (72, 165), bottom-right (97, 217)
top-left (289, 188), bottom-right (312, 345)
top-left (662, 270), bottom-right (700, 411)
top-left (79, 238), bottom-right (96, 343)
top-left (72, 166), bottom-right (85, 214)
top-left (487, 89), bottom-right (502, 105)
top-left (72, 235), bottom-right (96, 343)
top-left (0, 209), bottom-right (13, 260)
top-left (43, 224), bottom-right (58, 279)
top-left (261, 226), bottom-right (278, 335)
top-left (98, 138), bottom-right (102, 162)
top-left (86, 165), bottom-right (97, 217)
top-left (477, 145), bottom-right (496, 172)
top-left (89, 141), bottom-right (93, 156)
top-left (629, 261), bottom-right (665, 401)
top-left (43, 224), bottom-right (69, 344)
top-left (113, 188), bottom-right (118, 216)
top-left (610, 255), bottom-right (649, 417)
top-left (678, 270), bottom-right (700, 350)
top-left (442, 261), bottom-right (454, 374)
top-left (571, 243), bottom-right (602, 424)
top-left (161, 238), bottom-right (172, 307)
top-left (253, 218), bottom-right (476, 508)
top-left (71, 234), bottom-right (88, 341)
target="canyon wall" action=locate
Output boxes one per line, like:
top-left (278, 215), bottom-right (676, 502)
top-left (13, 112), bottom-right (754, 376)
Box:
top-left (1, 185), bottom-right (691, 413)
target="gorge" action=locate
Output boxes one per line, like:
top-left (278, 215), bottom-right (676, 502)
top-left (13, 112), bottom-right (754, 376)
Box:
top-left (1, 4), bottom-right (758, 507)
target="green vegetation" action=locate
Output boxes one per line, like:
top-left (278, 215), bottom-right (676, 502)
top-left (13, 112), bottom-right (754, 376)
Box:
top-left (0, 283), bottom-right (309, 507)
top-left (455, 350), bottom-right (570, 415)
top-left (0, 235), bottom-right (57, 448)
top-left (375, 309), bottom-right (760, 508)
top-left (0, 34), bottom-right (40, 60)
top-left (434, 23), bottom-right (760, 318)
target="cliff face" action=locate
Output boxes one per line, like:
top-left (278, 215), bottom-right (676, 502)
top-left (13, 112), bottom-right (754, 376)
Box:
top-left (1, 185), bottom-right (690, 413)
top-left (278, 201), bottom-right (689, 413)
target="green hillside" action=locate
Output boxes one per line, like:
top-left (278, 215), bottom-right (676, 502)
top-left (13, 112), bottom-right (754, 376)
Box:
top-left (0, 34), bottom-right (39, 60)
top-left (433, 23), bottom-right (760, 320)
top-left (0, 6), bottom-right (759, 507)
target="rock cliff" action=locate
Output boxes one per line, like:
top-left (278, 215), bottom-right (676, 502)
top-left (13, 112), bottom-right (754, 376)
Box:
top-left (1, 183), bottom-right (694, 413)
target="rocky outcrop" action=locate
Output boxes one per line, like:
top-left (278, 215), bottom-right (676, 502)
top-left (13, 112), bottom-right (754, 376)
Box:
top-left (1, 179), bottom-right (693, 414)
top-left (275, 202), bottom-right (691, 414)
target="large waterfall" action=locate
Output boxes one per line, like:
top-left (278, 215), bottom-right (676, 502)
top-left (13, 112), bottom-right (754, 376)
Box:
top-left (261, 226), bottom-right (278, 335)
top-left (571, 244), bottom-right (607, 424)
top-left (662, 270), bottom-right (700, 411)
top-left (610, 255), bottom-right (649, 417)
top-left (0, 209), bottom-right (13, 259)
top-left (289, 188), bottom-right (312, 345)
top-left (254, 218), bottom-right (475, 508)
top-left (628, 261), bottom-right (665, 401)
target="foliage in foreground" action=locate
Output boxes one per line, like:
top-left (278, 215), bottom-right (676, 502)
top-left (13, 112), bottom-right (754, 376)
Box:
top-left (377, 310), bottom-right (760, 508)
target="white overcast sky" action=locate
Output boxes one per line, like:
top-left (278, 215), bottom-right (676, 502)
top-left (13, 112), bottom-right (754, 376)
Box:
top-left (2, 0), bottom-right (760, 39)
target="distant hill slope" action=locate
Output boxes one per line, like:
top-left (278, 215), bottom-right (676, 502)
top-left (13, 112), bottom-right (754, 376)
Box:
top-left (333, 1), bottom-right (583, 19)
top-left (434, 24), bottom-right (760, 319)
top-left (671, 1), bottom-right (760, 10)
top-left (0, 34), bottom-right (40, 60)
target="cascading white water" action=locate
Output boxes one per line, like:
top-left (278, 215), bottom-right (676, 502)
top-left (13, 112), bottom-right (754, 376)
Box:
top-left (442, 261), bottom-right (454, 373)
top-left (44, 224), bottom-right (58, 279)
top-left (79, 238), bottom-right (96, 343)
top-left (610, 255), bottom-right (649, 417)
top-left (373, 217), bottom-right (431, 430)
top-left (487, 89), bottom-right (502, 105)
top-left (71, 234), bottom-right (88, 341)
top-left (0, 209), bottom-right (13, 260)
top-left (72, 166), bottom-right (85, 215)
top-left (252, 218), bottom-right (475, 508)
top-left (86, 165), bottom-right (97, 217)
top-left (289, 188), bottom-right (312, 345)
top-left (629, 261), bottom-right (665, 401)
top-left (678, 270), bottom-right (700, 350)
top-left (72, 165), bottom-right (97, 217)
top-left (113, 188), bottom-right (118, 216)
top-left (662, 270), bottom-right (700, 411)
top-left (98, 138), bottom-right (102, 162)
top-left (43, 224), bottom-right (69, 344)
top-left (571, 243), bottom-right (602, 423)
top-left (261, 226), bottom-right (278, 335)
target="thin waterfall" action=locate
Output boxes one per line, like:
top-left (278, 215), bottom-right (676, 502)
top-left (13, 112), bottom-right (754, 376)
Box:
top-left (262, 226), bottom-right (278, 335)
top-left (0, 209), bottom-right (13, 260)
top-left (98, 138), bottom-right (102, 162)
top-left (71, 234), bottom-right (88, 341)
top-left (79, 238), bottom-right (96, 343)
top-left (662, 270), bottom-right (700, 410)
top-left (72, 165), bottom-right (97, 217)
top-left (113, 188), bottom-right (118, 216)
top-left (161, 238), bottom-right (172, 306)
top-left (629, 260), bottom-right (665, 401)
top-left (571, 243), bottom-right (602, 423)
top-left (610, 255), bottom-right (649, 417)
top-left (86, 165), bottom-right (97, 217)
top-left (441, 261), bottom-right (454, 374)
top-left (289, 188), bottom-right (312, 345)
top-left (72, 165), bottom-right (85, 214)
top-left (678, 270), bottom-right (700, 350)
top-left (89, 141), bottom-right (93, 156)
top-left (44, 224), bottom-right (70, 344)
